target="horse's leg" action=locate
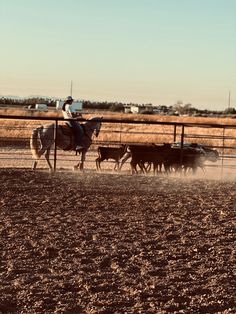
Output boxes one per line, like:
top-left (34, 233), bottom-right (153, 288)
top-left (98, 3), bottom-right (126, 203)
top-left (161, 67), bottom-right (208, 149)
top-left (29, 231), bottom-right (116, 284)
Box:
top-left (95, 157), bottom-right (101, 171)
top-left (79, 151), bottom-right (86, 171)
top-left (31, 147), bottom-right (49, 171)
top-left (45, 148), bottom-right (53, 171)
top-left (74, 150), bottom-right (86, 171)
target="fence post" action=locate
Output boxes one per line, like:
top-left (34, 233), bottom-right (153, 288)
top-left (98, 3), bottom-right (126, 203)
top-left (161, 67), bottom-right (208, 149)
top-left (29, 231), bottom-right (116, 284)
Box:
top-left (180, 125), bottom-right (185, 173)
top-left (119, 121), bottom-right (122, 143)
top-left (173, 124), bottom-right (177, 142)
top-left (220, 127), bottom-right (225, 179)
top-left (53, 119), bottom-right (58, 171)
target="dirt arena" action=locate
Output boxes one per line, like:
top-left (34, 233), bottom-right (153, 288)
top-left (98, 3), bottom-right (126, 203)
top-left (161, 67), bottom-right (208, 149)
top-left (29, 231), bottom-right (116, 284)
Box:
top-left (0, 168), bottom-right (235, 313)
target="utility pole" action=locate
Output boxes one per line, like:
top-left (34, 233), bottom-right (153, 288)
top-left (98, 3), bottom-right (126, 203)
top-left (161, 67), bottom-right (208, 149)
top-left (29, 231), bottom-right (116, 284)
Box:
top-left (228, 90), bottom-right (231, 108)
top-left (70, 80), bottom-right (73, 97)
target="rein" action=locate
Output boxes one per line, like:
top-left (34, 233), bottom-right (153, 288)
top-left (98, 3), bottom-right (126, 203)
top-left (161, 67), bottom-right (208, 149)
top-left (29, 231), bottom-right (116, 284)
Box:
top-left (83, 123), bottom-right (100, 138)
top-left (83, 125), bottom-right (94, 139)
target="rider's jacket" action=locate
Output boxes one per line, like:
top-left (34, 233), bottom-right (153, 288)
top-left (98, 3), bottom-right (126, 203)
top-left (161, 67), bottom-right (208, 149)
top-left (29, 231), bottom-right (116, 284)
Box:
top-left (62, 103), bottom-right (77, 120)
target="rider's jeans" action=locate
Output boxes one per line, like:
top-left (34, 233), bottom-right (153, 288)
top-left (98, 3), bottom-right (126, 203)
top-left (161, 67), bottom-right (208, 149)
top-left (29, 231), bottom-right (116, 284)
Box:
top-left (69, 120), bottom-right (84, 146)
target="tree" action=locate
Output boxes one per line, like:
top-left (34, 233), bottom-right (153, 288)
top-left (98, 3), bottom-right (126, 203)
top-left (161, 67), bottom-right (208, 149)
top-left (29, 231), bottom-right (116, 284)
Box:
top-left (224, 107), bottom-right (236, 115)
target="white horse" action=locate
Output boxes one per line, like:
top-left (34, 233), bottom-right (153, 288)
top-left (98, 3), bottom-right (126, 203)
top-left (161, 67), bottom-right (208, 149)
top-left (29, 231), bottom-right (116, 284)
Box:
top-left (30, 117), bottom-right (102, 171)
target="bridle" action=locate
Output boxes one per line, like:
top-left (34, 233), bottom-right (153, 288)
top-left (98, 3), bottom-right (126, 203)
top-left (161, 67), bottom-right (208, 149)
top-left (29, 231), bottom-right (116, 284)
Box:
top-left (83, 120), bottom-right (101, 138)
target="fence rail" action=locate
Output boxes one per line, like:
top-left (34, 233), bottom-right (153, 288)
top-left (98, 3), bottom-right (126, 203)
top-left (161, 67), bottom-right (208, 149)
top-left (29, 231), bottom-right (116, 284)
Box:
top-left (0, 114), bottom-right (235, 178)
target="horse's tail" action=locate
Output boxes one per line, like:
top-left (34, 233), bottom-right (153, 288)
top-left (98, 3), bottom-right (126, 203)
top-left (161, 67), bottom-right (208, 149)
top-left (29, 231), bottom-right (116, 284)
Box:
top-left (30, 126), bottom-right (43, 159)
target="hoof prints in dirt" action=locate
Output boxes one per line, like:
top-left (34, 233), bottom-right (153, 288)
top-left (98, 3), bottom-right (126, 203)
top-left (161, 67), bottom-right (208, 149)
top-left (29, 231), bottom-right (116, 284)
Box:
top-left (0, 169), bottom-right (235, 313)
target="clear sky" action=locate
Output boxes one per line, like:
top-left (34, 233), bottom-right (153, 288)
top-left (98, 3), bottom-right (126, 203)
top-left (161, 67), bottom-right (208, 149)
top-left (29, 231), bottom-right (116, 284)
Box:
top-left (1, 0), bottom-right (236, 110)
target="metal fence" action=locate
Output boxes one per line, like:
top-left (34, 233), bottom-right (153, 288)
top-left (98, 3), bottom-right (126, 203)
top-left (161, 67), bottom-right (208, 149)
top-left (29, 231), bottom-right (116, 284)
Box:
top-left (0, 114), bottom-right (236, 177)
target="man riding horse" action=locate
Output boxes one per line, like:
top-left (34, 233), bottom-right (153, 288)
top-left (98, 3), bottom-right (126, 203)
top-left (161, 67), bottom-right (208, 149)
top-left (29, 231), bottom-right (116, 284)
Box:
top-left (62, 96), bottom-right (84, 152)
top-left (30, 113), bottom-right (102, 171)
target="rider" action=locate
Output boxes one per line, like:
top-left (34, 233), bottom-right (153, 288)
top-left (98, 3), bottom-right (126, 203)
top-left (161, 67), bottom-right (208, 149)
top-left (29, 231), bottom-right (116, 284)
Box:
top-left (62, 96), bottom-right (84, 151)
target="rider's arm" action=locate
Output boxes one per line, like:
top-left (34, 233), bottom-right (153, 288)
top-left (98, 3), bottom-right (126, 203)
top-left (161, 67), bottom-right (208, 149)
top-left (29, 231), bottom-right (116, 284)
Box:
top-left (72, 112), bottom-right (83, 119)
top-left (66, 105), bottom-right (78, 119)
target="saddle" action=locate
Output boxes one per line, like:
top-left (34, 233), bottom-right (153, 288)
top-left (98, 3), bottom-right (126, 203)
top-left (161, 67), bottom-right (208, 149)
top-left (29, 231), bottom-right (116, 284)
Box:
top-left (58, 124), bottom-right (75, 151)
top-left (59, 123), bottom-right (85, 151)
top-left (60, 123), bottom-right (74, 136)
top-left (60, 123), bottom-right (85, 135)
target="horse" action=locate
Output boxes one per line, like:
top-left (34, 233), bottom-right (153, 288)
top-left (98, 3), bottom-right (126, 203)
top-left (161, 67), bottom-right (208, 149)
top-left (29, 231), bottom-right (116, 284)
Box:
top-left (30, 117), bottom-right (102, 171)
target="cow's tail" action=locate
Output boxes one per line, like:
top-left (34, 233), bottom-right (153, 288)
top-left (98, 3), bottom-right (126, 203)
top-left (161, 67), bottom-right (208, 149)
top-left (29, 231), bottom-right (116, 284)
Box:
top-left (30, 126), bottom-right (43, 160)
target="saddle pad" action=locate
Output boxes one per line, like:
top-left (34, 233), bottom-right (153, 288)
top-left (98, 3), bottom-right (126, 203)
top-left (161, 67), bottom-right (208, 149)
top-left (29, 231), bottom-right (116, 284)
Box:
top-left (60, 124), bottom-right (74, 136)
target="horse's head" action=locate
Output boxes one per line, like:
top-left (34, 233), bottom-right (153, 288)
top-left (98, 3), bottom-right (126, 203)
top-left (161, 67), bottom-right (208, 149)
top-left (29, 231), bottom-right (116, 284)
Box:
top-left (86, 116), bottom-right (103, 137)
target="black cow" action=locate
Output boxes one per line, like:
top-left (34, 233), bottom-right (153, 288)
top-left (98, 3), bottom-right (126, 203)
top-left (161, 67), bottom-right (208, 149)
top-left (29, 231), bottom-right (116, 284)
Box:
top-left (96, 145), bottom-right (127, 171)
top-left (164, 147), bottom-right (206, 174)
top-left (128, 143), bottom-right (172, 174)
top-left (166, 143), bottom-right (220, 174)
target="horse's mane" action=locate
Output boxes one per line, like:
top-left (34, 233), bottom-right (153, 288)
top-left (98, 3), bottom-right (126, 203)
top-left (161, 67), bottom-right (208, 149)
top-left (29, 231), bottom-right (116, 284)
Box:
top-left (83, 117), bottom-right (102, 129)
top-left (81, 116), bottom-right (101, 131)
top-left (87, 116), bottom-right (103, 122)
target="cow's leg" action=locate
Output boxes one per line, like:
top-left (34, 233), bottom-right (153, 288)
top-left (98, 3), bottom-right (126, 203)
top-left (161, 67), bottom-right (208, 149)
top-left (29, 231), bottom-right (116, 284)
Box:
top-left (114, 159), bottom-right (119, 171)
top-left (119, 152), bottom-right (131, 171)
top-left (32, 160), bottom-right (38, 170)
top-left (130, 160), bottom-right (137, 175)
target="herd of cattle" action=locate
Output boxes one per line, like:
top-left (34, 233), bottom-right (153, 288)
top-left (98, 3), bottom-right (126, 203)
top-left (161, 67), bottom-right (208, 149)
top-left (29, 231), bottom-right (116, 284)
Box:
top-left (95, 142), bottom-right (220, 175)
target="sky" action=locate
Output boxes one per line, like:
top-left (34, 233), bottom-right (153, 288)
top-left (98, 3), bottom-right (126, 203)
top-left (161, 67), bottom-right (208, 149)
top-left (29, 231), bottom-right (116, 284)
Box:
top-left (1, 0), bottom-right (236, 110)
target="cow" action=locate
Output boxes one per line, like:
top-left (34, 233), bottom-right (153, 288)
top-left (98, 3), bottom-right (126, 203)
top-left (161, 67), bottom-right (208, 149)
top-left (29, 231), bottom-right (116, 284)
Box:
top-left (96, 145), bottom-right (127, 171)
top-left (164, 147), bottom-right (206, 174)
top-left (120, 142), bottom-right (219, 175)
top-left (165, 143), bottom-right (220, 175)
top-left (127, 143), bottom-right (172, 175)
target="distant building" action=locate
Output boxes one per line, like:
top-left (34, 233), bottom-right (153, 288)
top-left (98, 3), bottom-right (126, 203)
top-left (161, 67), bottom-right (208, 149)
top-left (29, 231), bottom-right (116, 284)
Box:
top-left (124, 105), bottom-right (132, 113)
top-left (27, 104), bottom-right (48, 111)
top-left (124, 104), bottom-right (153, 114)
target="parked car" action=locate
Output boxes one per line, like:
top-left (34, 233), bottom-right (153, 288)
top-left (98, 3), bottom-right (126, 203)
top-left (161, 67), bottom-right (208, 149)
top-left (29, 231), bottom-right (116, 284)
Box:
top-left (27, 104), bottom-right (48, 111)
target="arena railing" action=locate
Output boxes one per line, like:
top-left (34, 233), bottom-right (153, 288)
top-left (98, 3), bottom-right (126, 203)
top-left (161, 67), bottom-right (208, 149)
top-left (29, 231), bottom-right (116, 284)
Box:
top-left (0, 114), bottom-right (235, 175)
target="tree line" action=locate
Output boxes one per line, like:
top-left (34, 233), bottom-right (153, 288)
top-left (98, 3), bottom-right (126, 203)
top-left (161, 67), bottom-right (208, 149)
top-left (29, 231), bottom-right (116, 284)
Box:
top-left (0, 96), bottom-right (235, 116)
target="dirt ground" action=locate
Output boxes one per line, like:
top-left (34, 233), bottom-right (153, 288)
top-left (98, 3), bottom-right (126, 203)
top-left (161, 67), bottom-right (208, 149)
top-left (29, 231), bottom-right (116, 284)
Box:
top-left (0, 169), bottom-right (235, 313)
